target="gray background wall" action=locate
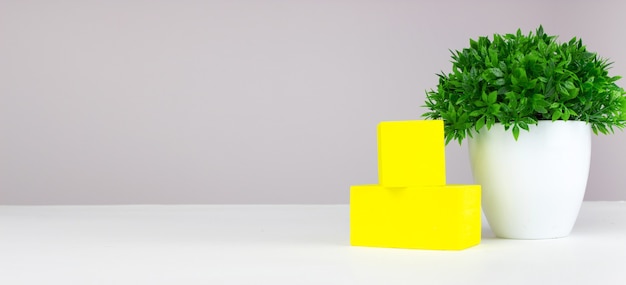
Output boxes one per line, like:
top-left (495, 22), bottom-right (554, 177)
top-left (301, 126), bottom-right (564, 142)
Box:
top-left (1, 0), bottom-right (625, 204)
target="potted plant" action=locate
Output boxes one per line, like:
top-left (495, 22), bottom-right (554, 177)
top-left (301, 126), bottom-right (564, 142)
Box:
top-left (422, 26), bottom-right (626, 239)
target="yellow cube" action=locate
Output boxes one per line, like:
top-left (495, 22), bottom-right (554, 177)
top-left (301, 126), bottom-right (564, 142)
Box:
top-left (350, 184), bottom-right (481, 250)
top-left (377, 120), bottom-right (446, 187)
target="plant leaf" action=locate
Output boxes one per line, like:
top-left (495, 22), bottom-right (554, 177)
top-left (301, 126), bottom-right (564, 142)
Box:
top-left (519, 121), bottom-right (529, 131)
top-left (552, 109), bottom-right (562, 121)
top-left (512, 125), bottom-right (520, 140)
top-left (489, 68), bottom-right (504, 77)
top-left (476, 115), bottom-right (486, 131)
top-left (562, 109), bottom-right (570, 120)
top-left (488, 91), bottom-right (498, 104)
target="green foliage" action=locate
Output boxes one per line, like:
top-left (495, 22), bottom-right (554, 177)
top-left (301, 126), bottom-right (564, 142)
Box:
top-left (423, 26), bottom-right (626, 145)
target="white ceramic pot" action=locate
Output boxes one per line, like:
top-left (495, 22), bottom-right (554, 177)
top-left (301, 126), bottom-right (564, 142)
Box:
top-left (468, 120), bottom-right (591, 239)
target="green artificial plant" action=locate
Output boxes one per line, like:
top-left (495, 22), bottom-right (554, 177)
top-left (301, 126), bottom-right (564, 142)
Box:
top-left (423, 26), bottom-right (626, 144)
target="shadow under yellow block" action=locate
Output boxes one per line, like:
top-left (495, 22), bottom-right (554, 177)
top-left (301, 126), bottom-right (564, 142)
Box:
top-left (350, 184), bottom-right (481, 250)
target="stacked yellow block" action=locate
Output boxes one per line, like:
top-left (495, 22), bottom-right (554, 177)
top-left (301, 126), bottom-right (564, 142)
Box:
top-left (350, 120), bottom-right (481, 250)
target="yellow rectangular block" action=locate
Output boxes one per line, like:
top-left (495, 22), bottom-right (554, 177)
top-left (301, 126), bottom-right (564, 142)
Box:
top-left (350, 184), bottom-right (481, 250)
top-left (378, 120), bottom-right (446, 187)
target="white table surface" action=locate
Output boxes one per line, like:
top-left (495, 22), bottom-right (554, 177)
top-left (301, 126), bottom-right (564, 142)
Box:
top-left (1, 202), bottom-right (625, 285)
